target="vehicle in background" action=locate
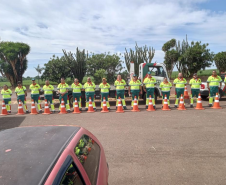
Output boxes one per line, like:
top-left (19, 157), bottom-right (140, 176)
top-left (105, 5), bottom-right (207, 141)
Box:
top-left (0, 126), bottom-right (109, 185)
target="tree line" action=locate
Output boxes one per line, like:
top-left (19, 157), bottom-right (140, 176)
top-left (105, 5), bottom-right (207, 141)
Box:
top-left (0, 37), bottom-right (226, 87)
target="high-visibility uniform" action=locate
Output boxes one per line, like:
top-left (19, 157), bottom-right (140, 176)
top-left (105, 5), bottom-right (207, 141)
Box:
top-left (207, 75), bottom-right (222, 105)
top-left (84, 82), bottom-right (96, 109)
top-left (71, 83), bottom-right (83, 109)
top-left (99, 82), bottom-right (110, 109)
top-left (1, 89), bottom-right (12, 112)
top-left (57, 83), bottom-right (70, 110)
top-left (159, 81), bottom-right (172, 106)
top-left (15, 86), bottom-right (28, 111)
top-left (29, 83), bottom-right (41, 111)
top-left (114, 79), bottom-right (127, 108)
top-left (173, 78), bottom-right (187, 106)
top-left (143, 77), bottom-right (156, 106)
top-left (189, 78), bottom-right (202, 105)
top-left (129, 80), bottom-right (141, 107)
top-left (43, 84), bottom-right (55, 111)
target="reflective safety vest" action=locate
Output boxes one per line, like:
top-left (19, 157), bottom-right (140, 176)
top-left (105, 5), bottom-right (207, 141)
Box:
top-left (207, 75), bottom-right (222, 87)
top-left (159, 82), bottom-right (172, 92)
top-left (189, 78), bottom-right (202, 89)
top-left (99, 83), bottom-right (110, 93)
top-left (143, 77), bottom-right (156, 88)
top-left (57, 83), bottom-right (69, 93)
top-left (1, 89), bottom-right (12, 99)
top-left (29, 83), bottom-right (40, 95)
top-left (84, 82), bottom-right (96, 92)
top-left (43, 85), bottom-right (54, 95)
top-left (71, 83), bottom-right (82, 93)
top-left (15, 86), bottom-right (26, 96)
top-left (114, 79), bottom-right (126, 90)
top-left (129, 80), bottom-right (141, 90)
top-left (173, 78), bottom-right (187, 88)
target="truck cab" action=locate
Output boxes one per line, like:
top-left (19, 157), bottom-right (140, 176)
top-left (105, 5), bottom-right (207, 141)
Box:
top-left (138, 62), bottom-right (169, 101)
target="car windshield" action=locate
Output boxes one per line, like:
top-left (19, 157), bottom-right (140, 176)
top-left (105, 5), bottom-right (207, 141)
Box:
top-left (148, 66), bottom-right (166, 77)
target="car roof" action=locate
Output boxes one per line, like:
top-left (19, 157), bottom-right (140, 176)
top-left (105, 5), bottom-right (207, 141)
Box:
top-left (0, 126), bottom-right (80, 185)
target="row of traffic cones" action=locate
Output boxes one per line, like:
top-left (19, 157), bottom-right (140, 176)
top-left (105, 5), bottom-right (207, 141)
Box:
top-left (0, 93), bottom-right (223, 116)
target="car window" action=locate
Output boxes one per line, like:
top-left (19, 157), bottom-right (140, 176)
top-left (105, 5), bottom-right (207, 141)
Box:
top-left (74, 135), bottom-right (100, 185)
top-left (60, 162), bottom-right (84, 185)
top-left (148, 66), bottom-right (166, 77)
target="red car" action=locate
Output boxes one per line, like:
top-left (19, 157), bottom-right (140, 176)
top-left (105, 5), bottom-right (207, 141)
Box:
top-left (0, 126), bottom-right (109, 185)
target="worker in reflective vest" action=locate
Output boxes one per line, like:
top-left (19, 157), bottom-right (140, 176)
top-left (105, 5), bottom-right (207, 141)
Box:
top-left (129, 74), bottom-right (142, 108)
top-left (15, 81), bottom-right (29, 113)
top-left (57, 77), bottom-right (70, 112)
top-left (99, 78), bottom-right (111, 110)
top-left (29, 79), bottom-right (42, 113)
top-left (143, 71), bottom-right (156, 109)
top-left (114, 75), bottom-right (127, 110)
top-left (173, 73), bottom-right (187, 107)
top-left (159, 77), bottom-right (172, 107)
top-left (84, 77), bottom-right (96, 111)
top-left (207, 70), bottom-right (222, 106)
top-left (42, 80), bottom-right (55, 113)
top-left (189, 73), bottom-right (202, 108)
top-left (1, 84), bottom-right (12, 113)
top-left (71, 78), bottom-right (83, 111)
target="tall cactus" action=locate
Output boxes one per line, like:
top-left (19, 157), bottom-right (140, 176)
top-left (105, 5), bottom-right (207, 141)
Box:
top-left (62, 47), bottom-right (88, 82)
top-left (124, 43), bottom-right (155, 75)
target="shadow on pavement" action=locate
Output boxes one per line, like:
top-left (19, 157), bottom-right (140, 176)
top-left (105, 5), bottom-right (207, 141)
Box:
top-left (0, 116), bottom-right (26, 131)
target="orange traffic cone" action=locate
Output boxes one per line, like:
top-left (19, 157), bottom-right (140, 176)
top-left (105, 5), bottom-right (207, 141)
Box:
top-left (101, 97), bottom-right (109, 113)
top-left (43, 99), bottom-right (51, 115)
top-left (162, 95), bottom-right (171, 111)
top-left (116, 97), bottom-right (124, 113)
top-left (73, 98), bottom-right (81, 114)
top-left (195, 94), bottom-right (205, 110)
top-left (211, 93), bottom-right (222, 109)
top-left (146, 95), bottom-right (155, 111)
top-left (17, 99), bottom-right (25, 115)
top-left (59, 98), bottom-right (67, 114)
top-left (0, 100), bottom-right (8, 116)
top-left (184, 86), bottom-right (189, 99)
top-left (30, 99), bottom-right (38, 115)
top-left (178, 94), bottom-right (186, 110)
top-left (131, 96), bottom-right (140, 112)
top-left (87, 97), bottom-right (95, 113)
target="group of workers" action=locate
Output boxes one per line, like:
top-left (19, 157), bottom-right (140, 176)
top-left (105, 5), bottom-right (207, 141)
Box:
top-left (0, 70), bottom-right (224, 113)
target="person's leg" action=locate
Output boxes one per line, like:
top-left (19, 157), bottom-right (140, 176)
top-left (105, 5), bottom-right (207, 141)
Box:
top-left (147, 88), bottom-right (155, 106)
top-left (88, 92), bottom-right (96, 109)
top-left (59, 94), bottom-right (62, 111)
top-left (162, 92), bottom-right (166, 106)
top-left (175, 88), bottom-right (179, 107)
top-left (190, 89), bottom-right (194, 107)
top-left (120, 90), bottom-right (126, 108)
top-left (85, 93), bottom-right (89, 110)
top-left (134, 90), bottom-right (139, 105)
top-left (166, 92), bottom-right (170, 106)
top-left (131, 90), bottom-right (135, 108)
top-left (72, 93), bottom-right (76, 108)
top-left (101, 93), bottom-right (104, 108)
top-left (194, 90), bottom-right (200, 103)
top-left (63, 93), bottom-right (70, 111)
top-left (209, 87), bottom-right (216, 106)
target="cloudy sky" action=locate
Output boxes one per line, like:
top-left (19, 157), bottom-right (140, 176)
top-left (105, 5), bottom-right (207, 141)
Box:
top-left (0, 0), bottom-right (226, 77)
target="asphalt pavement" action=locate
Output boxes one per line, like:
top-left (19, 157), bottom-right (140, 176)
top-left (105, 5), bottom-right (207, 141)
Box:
top-left (1, 97), bottom-right (226, 185)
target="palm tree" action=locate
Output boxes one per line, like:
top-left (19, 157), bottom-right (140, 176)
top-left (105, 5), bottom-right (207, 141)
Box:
top-left (34, 64), bottom-right (44, 84)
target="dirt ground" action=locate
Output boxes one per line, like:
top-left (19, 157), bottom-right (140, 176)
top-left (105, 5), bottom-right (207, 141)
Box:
top-left (1, 96), bottom-right (226, 185)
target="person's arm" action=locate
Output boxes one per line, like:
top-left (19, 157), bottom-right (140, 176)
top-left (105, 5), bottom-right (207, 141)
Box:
top-left (24, 87), bottom-right (27, 97)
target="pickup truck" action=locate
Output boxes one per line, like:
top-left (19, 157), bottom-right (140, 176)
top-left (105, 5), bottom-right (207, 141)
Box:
top-left (200, 74), bottom-right (226, 100)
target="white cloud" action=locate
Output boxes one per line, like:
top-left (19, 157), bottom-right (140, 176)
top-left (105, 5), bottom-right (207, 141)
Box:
top-left (0, 0), bottom-right (225, 76)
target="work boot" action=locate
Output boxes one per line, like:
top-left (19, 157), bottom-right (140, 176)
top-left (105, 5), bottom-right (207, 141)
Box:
top-left (39, 110), bottom-right (42, 113)
top-left (26, 110), bottom-right (29, 114)
top-left (190, 104), bottom-right (194, 108)
top-left (153, 105), bottom-right (156, 110)
top-left (108, 108), bottom-right (110, 110)
top-left (174, 105), bottom-right (178, 108)
top-left (94, 108), bottom-right (96, 111)
top-left (52, 111), bottom-right (55, 114)
top-left (146, 105), bottom-right (148, 109)
top-left (8, 111), bottom-right (11, 114)
top-left (123, 106), bottom-right (127, 110)
top-left (208, 104), bottom-right (212, 107)
top-left (100, 108), bottom-right (102, 111)
top-left (67, 110), bottom-right (70, 113)
top-left (85, 108), bottom-right (88, 111)
top-left (79, 108), bottom-right (82, 111)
